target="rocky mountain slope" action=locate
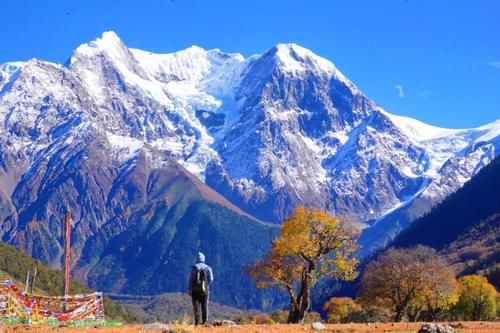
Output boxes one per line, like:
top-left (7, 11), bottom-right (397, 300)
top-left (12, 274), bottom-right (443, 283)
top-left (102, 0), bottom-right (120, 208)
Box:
top-left (0, 31), bottom-right (499, 307)
top-left (392, 155), bottom-right (500, 250)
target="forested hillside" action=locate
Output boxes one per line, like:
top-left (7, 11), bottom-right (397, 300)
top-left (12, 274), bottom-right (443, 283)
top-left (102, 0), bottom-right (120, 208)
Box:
top-left (440, 214), bottom-right (499, 288)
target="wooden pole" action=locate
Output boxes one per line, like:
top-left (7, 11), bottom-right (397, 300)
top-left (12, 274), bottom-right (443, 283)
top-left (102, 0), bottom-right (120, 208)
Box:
top-left (31, 267), bottom-right (37, 294)
top-left (63, 206), bottom-right (71, 312)
top-left (24, 270), bottom-right (30, 294)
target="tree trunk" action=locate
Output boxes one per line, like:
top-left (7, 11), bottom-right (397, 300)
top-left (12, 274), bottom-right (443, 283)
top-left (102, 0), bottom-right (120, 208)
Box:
top-left (407, 308), bottom-right (420, 322)
top-left (428, 307), bottom-right (440, 322)
top-left (286, 285), bottom-right (301, 324)
top-left (287, 307), bottom-right (301, 324)
top-left (287, 274), bottom-right (311, 323)
top-left (288, 295), bottom-right (310, 323)
top-left (472, 302), bottom-right (481, 321)
top-left (394, 306), bottom-right (406, 322)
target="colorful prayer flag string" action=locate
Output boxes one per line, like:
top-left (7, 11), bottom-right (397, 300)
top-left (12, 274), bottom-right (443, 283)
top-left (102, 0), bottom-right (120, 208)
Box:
top-left (0, 279), bottom-right (105, 325)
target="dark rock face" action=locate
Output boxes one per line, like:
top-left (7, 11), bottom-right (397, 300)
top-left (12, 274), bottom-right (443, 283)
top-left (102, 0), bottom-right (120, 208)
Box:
top-left (195, 110), bottom-right (225, 129)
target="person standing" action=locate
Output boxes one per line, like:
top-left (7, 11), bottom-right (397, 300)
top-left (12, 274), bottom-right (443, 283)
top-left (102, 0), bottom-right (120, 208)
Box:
top-left (188, 252), bottom-right (214, 325)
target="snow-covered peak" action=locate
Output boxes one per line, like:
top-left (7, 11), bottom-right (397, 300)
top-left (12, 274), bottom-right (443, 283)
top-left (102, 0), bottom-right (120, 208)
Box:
top-left (272, 43), bottom-right (335, 74)
top-left (95, 31), bottom-right (123, 47)
top-left (175, 45), bottom-right (208, 58)
top-left (0, 61), bottom-right (26, 74)
top-left (131, 45), bottom-right (245, 85)
top-left (382, 110), bottom-right (463, 142)
top-left (131, 45), bottom-right (211, 82)
top-left (474, 119), bottom-right (500, 143)
top-left (383, 109), bottom-right (500, 144)
top-left (267, 43), bottom-right (359, 92)
top-left (0, 61), bottom-right (26, 90)
top-left (73, 31), bottom-right (125, 55)
top-left (69, 31), bottom-right (132, 67)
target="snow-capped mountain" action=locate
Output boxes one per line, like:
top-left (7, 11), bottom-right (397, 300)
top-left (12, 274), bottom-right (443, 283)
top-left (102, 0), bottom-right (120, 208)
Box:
top-left (0, 33), bottom-right (280, 308)
top-left (1, 31), bottom-right (499, 267)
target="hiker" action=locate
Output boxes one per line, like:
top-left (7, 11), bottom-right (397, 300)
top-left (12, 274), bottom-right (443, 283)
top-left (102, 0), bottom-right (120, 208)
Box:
top-left (188, 252), bottom-right (214, 325)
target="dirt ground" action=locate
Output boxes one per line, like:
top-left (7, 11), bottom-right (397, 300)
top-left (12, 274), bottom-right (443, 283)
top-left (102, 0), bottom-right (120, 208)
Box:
top-left (0, 322), bottom-right (499, 333)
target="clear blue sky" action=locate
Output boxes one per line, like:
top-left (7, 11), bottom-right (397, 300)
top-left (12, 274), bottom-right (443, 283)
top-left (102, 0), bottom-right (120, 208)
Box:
top-left (1, 0), bottom-right (499, 128)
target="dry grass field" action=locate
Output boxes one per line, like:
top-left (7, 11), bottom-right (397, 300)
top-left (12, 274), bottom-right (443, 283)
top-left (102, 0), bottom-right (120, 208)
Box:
top-left (1, 322), bottom-right (499, 333)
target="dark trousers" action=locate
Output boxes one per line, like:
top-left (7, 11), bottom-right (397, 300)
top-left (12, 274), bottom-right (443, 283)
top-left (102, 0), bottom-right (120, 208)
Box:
top-left (191, 293), bottom-right (208, 325)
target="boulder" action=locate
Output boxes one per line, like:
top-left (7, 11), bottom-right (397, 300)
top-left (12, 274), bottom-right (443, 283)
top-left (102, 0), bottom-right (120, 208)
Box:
top-left (311, 322), bottom-right (325, 330)
top-left (143, 322), bottom-right (169, 330)
top-left (212, 320), bottom-right (239, 327)
top-left (418, 323), bottom-right (456, 333)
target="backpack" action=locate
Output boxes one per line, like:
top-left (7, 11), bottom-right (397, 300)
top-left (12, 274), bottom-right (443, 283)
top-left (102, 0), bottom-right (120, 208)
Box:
top-left (191, 266), bottom-right (208, 296)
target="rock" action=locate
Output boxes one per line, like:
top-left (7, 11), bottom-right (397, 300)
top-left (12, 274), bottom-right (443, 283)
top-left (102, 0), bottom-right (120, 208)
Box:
top-left (417, 323), bottom-right (456, 333)
top-left (144, 322), bottom-right (169, 330)
top-left (211, 320), bottom-right (239, 327)
top-left (311, 322), bottom-right (325, 330)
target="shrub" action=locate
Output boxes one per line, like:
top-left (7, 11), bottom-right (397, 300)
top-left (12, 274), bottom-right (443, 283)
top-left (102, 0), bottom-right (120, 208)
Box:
top-left (454, 275), bottom-right (498, 320)
top-left (323, 297), bottom-right (360, 323)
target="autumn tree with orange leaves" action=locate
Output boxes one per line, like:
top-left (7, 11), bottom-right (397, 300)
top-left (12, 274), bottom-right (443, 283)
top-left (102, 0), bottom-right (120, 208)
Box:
top-left (359, 246), bottom-right (459, 322)
top-left (248, 206), bottom-right (360, 324)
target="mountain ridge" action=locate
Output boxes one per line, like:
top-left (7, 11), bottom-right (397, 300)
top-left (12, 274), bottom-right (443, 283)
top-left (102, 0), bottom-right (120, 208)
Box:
top-left (2, 30), bottom-right (499, 237)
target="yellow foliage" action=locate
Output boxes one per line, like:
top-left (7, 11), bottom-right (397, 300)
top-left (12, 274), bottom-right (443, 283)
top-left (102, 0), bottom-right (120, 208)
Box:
top-left (415, 264), bottom-right (459, 314)
top-left (455, 275), bottom-right (498, 320)
top-left (323, 297), bottom-right (361, 323)
top-left (247, 206), bottom-right (361, 323)
top-left (272, 206), bottom-right (360, 280)
top-left (249, 206), bottom-right (360, 289)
